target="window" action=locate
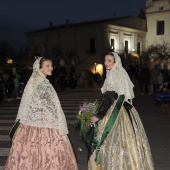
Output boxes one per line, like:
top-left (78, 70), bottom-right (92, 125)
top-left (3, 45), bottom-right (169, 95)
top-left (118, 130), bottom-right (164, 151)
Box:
top-left (90, 38), bottom-right (95, 53)
top-left (125, 40), bottom-right (129, 53)
top-left (137, 42), bottom-right (141, 54)
top-left (111, 39), bottom-right (115, 51)
top-left (157, 20), bottom-right (164, 35)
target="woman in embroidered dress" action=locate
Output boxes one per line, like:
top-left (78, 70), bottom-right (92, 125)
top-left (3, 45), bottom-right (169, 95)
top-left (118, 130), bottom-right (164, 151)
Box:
top-left (4, 57), bottom-right (78, 170)
top-left (88, 52), bottom-right (154, 170)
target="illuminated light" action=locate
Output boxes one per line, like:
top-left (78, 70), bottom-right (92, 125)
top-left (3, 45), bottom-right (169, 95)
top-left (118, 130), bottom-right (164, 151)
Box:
top-left (96, 64), bottom-right (103, 75)
top-left (131, 53), bottom-right (139, 58)
top-left (92, 63), bottom-right (103, 75)
top-left (7, 59), bottom-right (13, 64)
top-left (94, 63), bottom-right (97, 73)
top-left (111, 46), bottom-right (114, 49)
top-left (132, 49), bottom-right (135, 51)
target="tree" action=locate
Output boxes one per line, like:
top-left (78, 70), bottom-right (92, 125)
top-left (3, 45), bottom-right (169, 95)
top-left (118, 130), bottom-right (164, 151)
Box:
top-left (146, 41), bottom-right (170, 60)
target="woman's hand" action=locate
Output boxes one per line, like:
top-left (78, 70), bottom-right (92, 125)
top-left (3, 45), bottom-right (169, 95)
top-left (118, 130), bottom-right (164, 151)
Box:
top-left (90, 116), bottom-right (99, 123)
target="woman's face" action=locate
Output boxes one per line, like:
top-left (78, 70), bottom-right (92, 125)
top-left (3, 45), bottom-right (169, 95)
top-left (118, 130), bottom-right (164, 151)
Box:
top-left (40, 60), bottom-right (53, 76)
top-left (104, 55), bottom-right (115, 70)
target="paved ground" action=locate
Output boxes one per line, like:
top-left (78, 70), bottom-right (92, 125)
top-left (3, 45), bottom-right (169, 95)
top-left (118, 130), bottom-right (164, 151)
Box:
top-left (0, 88), bottom-right (102, 170)
top-left (0, 87), bottom-right (170, 170)
top-left (72, 91), bottom-right (170, 170)
top-left (134, 95), bottom-right (170, 170)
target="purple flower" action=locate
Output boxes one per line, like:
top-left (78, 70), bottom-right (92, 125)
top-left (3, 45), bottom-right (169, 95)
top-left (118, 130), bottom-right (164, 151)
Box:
top-left (79, 103), bottom-right (87, 112)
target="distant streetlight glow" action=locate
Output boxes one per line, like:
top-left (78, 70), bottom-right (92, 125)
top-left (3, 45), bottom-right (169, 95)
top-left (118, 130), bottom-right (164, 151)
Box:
top-left (96, 64), bottom-right (103, 75)
top-left (7, 59), bottom-right (13, 64)
top-left (92, 63), bottom-right (103, 75)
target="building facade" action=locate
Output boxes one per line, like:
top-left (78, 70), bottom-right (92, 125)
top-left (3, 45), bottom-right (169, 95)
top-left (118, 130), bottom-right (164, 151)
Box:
top-left (146, 0), bottom-right (170, 69)
top-left (146, 0), bottom-right (170, 47)
top-left (26, 17), bottom-right (146, 74)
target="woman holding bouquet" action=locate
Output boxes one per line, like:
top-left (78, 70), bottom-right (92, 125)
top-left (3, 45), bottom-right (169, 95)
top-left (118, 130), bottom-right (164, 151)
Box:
top-left (4, 57), bottom-right (78, 170)
top-left (88, 52), bottom-right (154, 170)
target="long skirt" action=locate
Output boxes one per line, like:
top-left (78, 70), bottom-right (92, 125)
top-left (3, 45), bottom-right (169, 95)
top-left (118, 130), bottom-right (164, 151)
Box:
top-left (4, 124), bottom-right (78, 170)
top-left (88, 102), bottom-right (155, 170)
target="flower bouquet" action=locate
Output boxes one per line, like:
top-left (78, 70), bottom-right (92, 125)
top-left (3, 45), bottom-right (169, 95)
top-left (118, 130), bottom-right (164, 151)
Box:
top-left (77, 100), bottom-right (100, 149)
top-left (77, 100), bottom-right (100, 132)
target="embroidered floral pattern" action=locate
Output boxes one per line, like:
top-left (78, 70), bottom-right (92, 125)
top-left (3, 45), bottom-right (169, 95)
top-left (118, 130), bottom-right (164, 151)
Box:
top-left (16, 58), bottom-right (68, 137)
top-left (4, 124), bottom-right (78, 170)
top-left (89, 105), bottom-right (154, 170)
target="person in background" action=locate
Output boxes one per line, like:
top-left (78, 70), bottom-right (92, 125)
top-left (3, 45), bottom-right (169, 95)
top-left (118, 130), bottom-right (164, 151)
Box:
top-left (18, 65), bottom-right (31, 97)
top-left (162, 64), bottom-right (169, 83)
top-left (12, 67), bottom-right (21, 99)
top-left (58, 59), bottom-right (67, 91)
top-left (69, 66), bottom-right (77, 89)
top-left (3, 69), bottom-right (15, 101)
top-left (4, 57), bottom-right (78, 170)
top-left (151, 64), bottom-right (159, 93)
top-left (139, 63), bottom-right (151, 95)
top-left (156, 70), bottom-right (164, 90)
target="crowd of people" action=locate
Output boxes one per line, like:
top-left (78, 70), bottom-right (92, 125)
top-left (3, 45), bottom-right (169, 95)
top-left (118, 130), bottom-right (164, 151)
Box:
top-left (0, 60), bottom-right (78, 103)
top-left (128, 62), bottom-right (170, 95)
top-left (1, 59), bottom-right (170, 104)
top-left (0, 66), bottom-right (32, 102)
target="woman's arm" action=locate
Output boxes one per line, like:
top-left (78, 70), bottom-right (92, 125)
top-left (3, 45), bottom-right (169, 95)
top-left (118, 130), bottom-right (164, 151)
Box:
top-left (91, 91), bottom-right (115, 123)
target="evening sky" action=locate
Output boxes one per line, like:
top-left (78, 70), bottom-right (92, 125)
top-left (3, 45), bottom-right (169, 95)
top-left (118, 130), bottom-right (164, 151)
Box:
top-left (0, 0), bottom-right (146, 48)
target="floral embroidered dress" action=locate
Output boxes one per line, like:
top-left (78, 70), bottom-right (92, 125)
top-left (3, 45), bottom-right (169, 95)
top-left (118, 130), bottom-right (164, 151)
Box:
top-left (4, 58), bottom-right (78, 170)
top-left (88, 53), bottom-right (154, 170)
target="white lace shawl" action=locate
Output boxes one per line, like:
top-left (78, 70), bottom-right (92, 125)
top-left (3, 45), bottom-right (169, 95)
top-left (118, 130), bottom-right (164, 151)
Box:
top-left (101, 52), bottom-right (134, 101)
top-left (16, 58), bottom-right (68, 136)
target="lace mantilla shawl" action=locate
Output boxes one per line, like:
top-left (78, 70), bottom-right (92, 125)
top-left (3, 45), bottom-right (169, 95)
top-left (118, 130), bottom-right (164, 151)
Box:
top-left (16, 58), bottom-right (68, 136)
top-left (101, 52), bottom-right (134, 101)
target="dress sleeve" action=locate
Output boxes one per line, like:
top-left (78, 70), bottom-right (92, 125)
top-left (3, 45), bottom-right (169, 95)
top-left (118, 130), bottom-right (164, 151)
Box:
top-left (95, 91), bottom-right (115, 120)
